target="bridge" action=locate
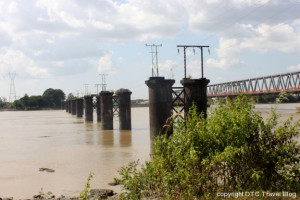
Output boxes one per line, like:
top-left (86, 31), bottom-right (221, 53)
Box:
top-left (207, 71), bottom-right (300, 97)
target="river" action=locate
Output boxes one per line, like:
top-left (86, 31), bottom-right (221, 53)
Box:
top-left (0, 104), bottom-right (300, 198)
top-left (0, 107), bottom-right (150, 198)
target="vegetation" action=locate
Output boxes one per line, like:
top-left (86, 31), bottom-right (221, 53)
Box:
top-left (42, 88), bottom-right (65, 107)
top-left (11, 88), bottom-right (65, 110)
top-left (209, 92), bottom-right (300, 104)
top-left (80, 173), bottom-right (94, 200)
top-left (255, 92), bottom-right (299, 103)
top-left (118, 96), bottom-right (300, 199)
top-left (0, 97), bottom-right (12, 109)
top-left (66, 93), bottom-right (75, 101)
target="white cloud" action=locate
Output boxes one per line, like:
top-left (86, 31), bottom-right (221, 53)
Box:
top-left (0, 0), bottom-right (299, 80)
top-left (0, 49), bottom-right (50, 78)
top-left (287, 64), bottom-right (300, 72)
top-left (159, 59), bottom-right (177, 72)
top-left (206, 22), bottom-right (300, 69)
top-left (8, 1), bottom-right (18, 14)
top-left (97, 53), bottom-right (117, 75)
top-left (186, 0), bottom-right (300, 70)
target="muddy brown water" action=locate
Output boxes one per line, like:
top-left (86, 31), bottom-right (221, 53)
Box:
top-left (1, 104), bottom-right (300, 198)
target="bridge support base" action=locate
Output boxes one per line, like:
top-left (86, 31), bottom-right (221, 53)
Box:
top-left (65, 101), bottom-right (68, 112)
top-left (68, 100), bottom-right (72, 114)
top-left (145, 77), bottom-right (175, 153)
top-left (100, 91), bottom-right (114, 130)
top-left (76, 98), bottom-right (84, 117)
top-left (116, 89), bottom-right (132, 130)
top-left (181, 78), bottom-right (210, 117)
top-left (71, 99), bottom-right (76, 115)
top-left (96, 95), bottom-right (101, 122)
top-left (84, 95), bottom-right (93, 122)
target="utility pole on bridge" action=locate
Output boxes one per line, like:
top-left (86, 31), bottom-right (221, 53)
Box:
top-left (145, 43), bottom-right (162, 77)
top-left (99, 74), bottom-right (108, 91)
top-left (95, 84), bottom-right (101, 94)
top-left (177, 45), bottom-right (209, 78)
top-left (84, 84), bottom-right (89, 95)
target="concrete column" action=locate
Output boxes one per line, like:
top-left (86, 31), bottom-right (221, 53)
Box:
top-left (145, 77), bottom-right (175, 151)
top-left (100, 91), bottom-right (114, 130)
top-left (61, 101), bottom-right (65, 110)
top-left (76, 98), bottom-right (84, 117)
top-left (116, 89), bottom-right (132, 130)
top-left (68, 100), bottom-right (72, 114)
top-left (84, 95), bottom-right (93, 122)
top-left (180, 78), bottom-right (210, 117)
top-left (71, 99), bottom-right (76, 115)
top-left (65, 101), bottom-right (68, 112)
top-left (96, 96), bottom-right (101, 122)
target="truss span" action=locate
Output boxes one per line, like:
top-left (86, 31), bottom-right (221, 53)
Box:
top-left (207, 71), bottom-right (300, 97)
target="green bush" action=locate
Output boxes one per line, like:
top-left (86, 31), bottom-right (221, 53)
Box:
top-left (118, 96), bottom-right (300, 199)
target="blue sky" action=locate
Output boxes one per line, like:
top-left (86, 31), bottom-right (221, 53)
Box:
top-left (0, 0), bottom-right (300, 100)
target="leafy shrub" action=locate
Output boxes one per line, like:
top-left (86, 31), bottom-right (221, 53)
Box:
top-left (118, 96), bottom-right (300, 199)
top-left (80, 172), bottom-right (94, 200)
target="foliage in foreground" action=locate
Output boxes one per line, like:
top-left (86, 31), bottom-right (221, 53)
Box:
top-left (118, 96), bottom-right (300, 199)
top-left (80, 172), bottom-right (94, 200)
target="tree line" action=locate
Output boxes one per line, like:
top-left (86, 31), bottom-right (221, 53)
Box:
top-left (0, 88), bottom-right (66, 110)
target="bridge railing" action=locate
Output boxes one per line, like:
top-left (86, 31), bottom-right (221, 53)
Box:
top-left (207, 71), bottom-right (300, 97)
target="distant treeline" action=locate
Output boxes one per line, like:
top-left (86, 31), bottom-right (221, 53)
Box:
top-left (0, 88), bottom-right (65, 110)
top-left (255, 93), bottom-right (299, 103)
top-left (209, 93), bottom-right (299, 104)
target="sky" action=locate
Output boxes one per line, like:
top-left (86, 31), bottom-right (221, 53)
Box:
top-left (0, 0), bottom-right (300, 101)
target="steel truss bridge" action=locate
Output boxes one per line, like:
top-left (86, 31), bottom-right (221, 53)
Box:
top-left (207, 71), bottom-right (300, 97)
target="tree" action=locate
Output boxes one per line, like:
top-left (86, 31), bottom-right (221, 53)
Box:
top-left (42, 88), bottom-right (65, 108)
top-left (66, 93), bottom-right (75, 101)
top-left (28, 95), bottom-right (45, 109)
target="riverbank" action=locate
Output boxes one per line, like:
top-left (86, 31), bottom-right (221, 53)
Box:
top-left (0, 188), bottom-right (119, 200)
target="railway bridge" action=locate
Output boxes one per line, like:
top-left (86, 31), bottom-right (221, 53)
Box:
top-left (207, 71), bottom-right (300, 97)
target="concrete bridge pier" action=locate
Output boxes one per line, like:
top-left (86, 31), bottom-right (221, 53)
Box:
top-left (181, 78), bottom-right (210, 117)
top-left (76, 98), bottom-right (84, 117)
top-left (68, 100), bottom-right (72, 114)
top-left (96, 95), bottom-right (101, 122)
top-left (71, 99), bottom-right (76, 115)
top-left (84, 95), bottom-right (93, 122)
top-left (145, 77), bottom-right (175, 152)
top-left (65, 101), bottom-right (68, 112)
top-left (100, 91), bottom-right (114, 130)
top-left (61, 101), bottom-right (65, 110)
top-left (116, 89), bottom-right (132, 130)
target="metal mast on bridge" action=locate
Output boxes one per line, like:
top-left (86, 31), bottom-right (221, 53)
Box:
top-left (146, 43), bottom-right (162, 77)
top-left (177, 45), bottom-right (209, 78)
top-left (84, 84), bottom-right (89, 95)
top-left (99, 74), bottom-right (108, 91)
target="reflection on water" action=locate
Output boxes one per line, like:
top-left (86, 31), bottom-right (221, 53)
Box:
top-left (119, 130), bottom-right (132, 147)
top-left (0, 107), bottom-right (150, 198)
